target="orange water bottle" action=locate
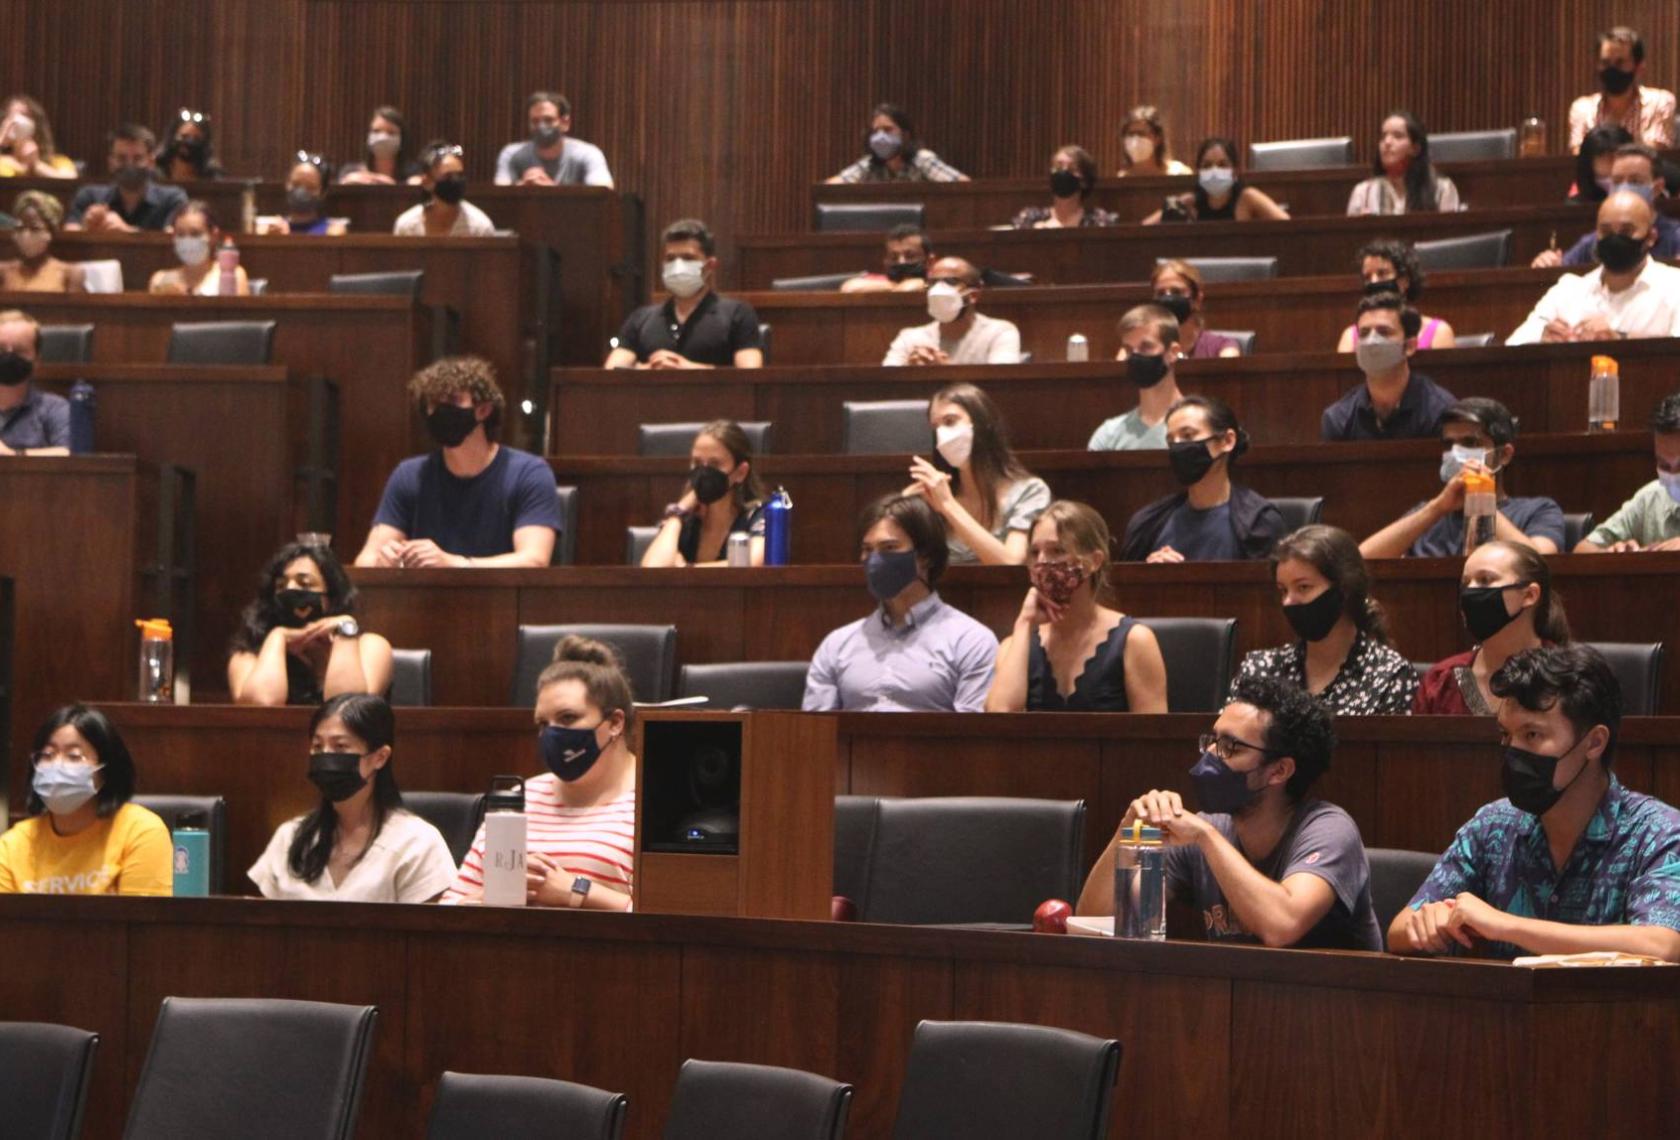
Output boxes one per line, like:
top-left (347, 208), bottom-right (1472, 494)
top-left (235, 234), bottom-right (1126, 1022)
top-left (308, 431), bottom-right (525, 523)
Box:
top-left (1462, 467), bottom-right (1497, 555)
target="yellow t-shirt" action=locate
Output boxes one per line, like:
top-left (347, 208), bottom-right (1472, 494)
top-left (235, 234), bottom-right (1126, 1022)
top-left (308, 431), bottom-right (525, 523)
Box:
top-left (0, 803), bottom-right (173, 896)
top-left (0, 153), bottom-right (78, 177)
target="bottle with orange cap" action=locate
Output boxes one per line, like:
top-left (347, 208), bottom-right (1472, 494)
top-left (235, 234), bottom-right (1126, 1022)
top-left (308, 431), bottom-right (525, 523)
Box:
top-left (1462, 465), bottom-right (1498, 556)
top-left (135, 617), bottom-right (174, 703)
top-left (1589, 355), bottom-right (1620, 433)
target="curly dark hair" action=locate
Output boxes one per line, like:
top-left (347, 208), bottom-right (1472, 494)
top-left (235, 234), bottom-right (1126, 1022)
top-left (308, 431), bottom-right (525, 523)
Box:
top-left (228, 542), bottom-right (358, 702)
top-left (1355, 238), bottom-right (1425, 301)
top-left (1491, 645), bottom-right (1622, 768)
top-left (1228, 673), bottom-right (1336, 801)
top-left (1651, 391), bottom-right (1680, 434)
top-left (407, 355), bottom-right (505, 440)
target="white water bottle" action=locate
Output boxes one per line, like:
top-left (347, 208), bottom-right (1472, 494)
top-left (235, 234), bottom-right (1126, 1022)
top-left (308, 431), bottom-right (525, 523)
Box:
top-left (480, 775), bottom-right (527, 907)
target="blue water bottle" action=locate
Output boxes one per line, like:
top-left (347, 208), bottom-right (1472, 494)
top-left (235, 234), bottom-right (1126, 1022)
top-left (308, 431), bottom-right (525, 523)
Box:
top-left (763, 486), bottom-right (792, 566)
top-left (171, 811), bottom-right (210, 897)
top-left (68, 380), bottom-right (95, 454)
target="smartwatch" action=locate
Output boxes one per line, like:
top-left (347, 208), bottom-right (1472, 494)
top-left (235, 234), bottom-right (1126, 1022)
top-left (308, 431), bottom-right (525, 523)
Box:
top-left (567, 876), bottom-right (592, 908)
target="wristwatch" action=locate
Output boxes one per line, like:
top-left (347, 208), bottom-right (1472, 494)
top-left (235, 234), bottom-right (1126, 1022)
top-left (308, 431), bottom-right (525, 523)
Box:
top-left (567, 876), bottom-right (592, 908)
top-left (336, 617), bottom-right (361, 639)
top-left (662, 502), bottom-right (691, 521)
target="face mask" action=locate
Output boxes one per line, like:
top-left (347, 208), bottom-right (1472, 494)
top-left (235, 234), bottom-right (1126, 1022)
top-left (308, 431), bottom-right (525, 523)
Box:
top-left (1659, 470), bottom-right (1680, 505)
top-left (1049, 169), bottom-right (1083, 199)
top-left (426, 403), bottom-right (480, 448)
top-left (1198, 167), bottom-right (1235, 197)
top-left (1152, 292), bottom-right (1193, 322)
top-left (1123, 134), bottom-right (1154, 163)
top-left (175, 136), bottom-right (206, 161)
top-left (1126, 351), bottom-right (1170, 389)
top-left (663, 257), bottom-right (707, 299)
top-left (885, 261), bottom-right (925, 283)
top-left (1280, 582), bottom-right (1348, 643)
top-left (1188, 750), bottom-right (1262, 815)
top-left (1612, 181), bottom-right (1656, 203)
top-left (1502, 739), bottom-right (1587, 817)
top-left (688, 464), bottom-right (731, 504)
top-left (532, 123), bottom-right (563, 148)
top-left (114, 164), bottom-right (150, 191)
top-left (275, 588), bottom-right (326, 626)
top-left (13, 229), bottom-right (49, 260)
top-left (0, 350), bottom-right (33, 386)
top-left (865, 549), bottom-right (920, 602)
top-left (540, 723), bottom-right (605, 782)
top-left (1167, 438), bottom-right (1217, 486)
top-left (1439, 444), bottom-right (1493, 483)
top-left (6, 116), bottom-right (35, 142)
top-left (869, 130), bottom-right (902, 161)
top-left (367, 131), bottom-right (400, 158)
top-left (1595, 232), bottom-right (1648, 274)
top-left (174, 235), bottom-right (210, 268)
top-left (1601, 65), bottom-right (1636, 96)
top-left (1460, 583), bottom-right (1527, 642)
top-left (287, 186), bottom-right (321, 215)
top-left (432, 175), bottom-right (467, 205)
top-left (1030, 560), bottom-right (1087, 607)
top-left (32, 760), bottom-right (100, 816)
top-left (308, 752), bottom-right (368, 803)
top-left (935, 423), bottom-right (973, 467)
top-left (926, 282), bottom-right (966, 324)
top-left (1362, 278), bottom-right (1400, 298)
top-left (1354, 336), bottom-right (1406, 377)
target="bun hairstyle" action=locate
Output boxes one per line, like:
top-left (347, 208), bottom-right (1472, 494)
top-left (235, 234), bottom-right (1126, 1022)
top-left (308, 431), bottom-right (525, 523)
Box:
top-left (1034, 500), bottom-right (1113, 600)
top-left (538, 635), bottom-right (636, 729)
top-left (1271, 525), bottom-right (1392, 645)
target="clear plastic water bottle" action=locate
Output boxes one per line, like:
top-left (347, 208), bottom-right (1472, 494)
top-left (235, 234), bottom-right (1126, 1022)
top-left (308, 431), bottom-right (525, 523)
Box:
top-left (1462, 466), bottom-right (1497, 556)
top-left (480, 775), bottom-right (527, 907)
top-left (1518, 116), bottom-right (1547, 158)
top-left (763, 486), bottom-right (793, 566)
top-left (68, 379), bottom-right (95, 454)
top-left (216, 237), bottom-right (240, 296)
top-left (1066, 333), bottom-right (1089, 362)
top-left (135, 617), bottom-right (174, 702)
top-left (1588, 354), bottom-right (1619, 433)
top-left (1112, 822), bottom-right (1166, 940)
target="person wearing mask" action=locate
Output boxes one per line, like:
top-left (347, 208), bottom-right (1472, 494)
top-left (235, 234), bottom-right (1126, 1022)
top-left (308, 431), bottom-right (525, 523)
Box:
top-left (393, 141), bottom-right (496, 237)
top-left (444, 637), bottom-right (638, 909)
top-left (64, 124), bottom-right (187, 233)
top-left (1567, 125), bottom-right (1636, 205)
top-left (156, 108), bottom-right (224, 182)
top-left (0, 95), bottom-right (77, 178)
top-left (1391, 645), bottom-right (1680, 962)
top-left (605, 219), bottom-right (764, 369)
top-left (228, 539), bottom-right (394, 706)
top-left (1143, 137), bottom-right (1288, 224)
top-left (0, 191), bottom-right (85, 292)
top-left (986, 501), bottom-right (1168, 713)
top-left (1347, 111), bottom-right (1461, 216)
top-left (1414, 541), bottom-right (1569, 716)
top-left (1121, 395), bottom-right (1285, 562)
top-left (249, 694), bottom-right (455, 902)
top-left (1568, 27), bottom-right (1677, 153)
top-left (355, 355), bottom-right (562, 569)
top-left (1534, 145), bottom-right (1680, 268)
top-left (1507, 191), bottom-right (1680, 344)
top-left (882, 256), bottom-right (1021, 366)
top-left (640, 420), bottom-right (766, 567)
top-left (1076, 674), bottom-right (1382, 950)
top-left (827, 103), bottom-right (967, 184)
top-left (1335, 239), bottom-right (1456, 352)
top-left (493, 91), bottom-right (613, 187)
top-left (146, 200), bottom-right (249, 296)
top-left (1231, 526), bottom-right (1418, 715)
top-left (1574, 392), bottom-right (1680, 553)
top-left (1148, 260), bottom-right (1241, 358)
top-left (1087, 303), bottom-right (1186, 452)
top-left (909, 382), bottom-right (1050, 565)
top-left (1115, 105), bottom-right (1192, 177)
top-left (0, 308), bottom-right (68, 457)
top-left (259, 153), bottom-right (345, 236)
top-left (839, 223), bottom-right (932, 294)
top-left (337, 106), bottom-right (422, 186)
top-left (1359, 398), bottom-right (1565, 559)
top-left (1011, 145), bottom-right (1118, 229)
top-left (0, 705), bottom-right (171, 896)
top-left (1322, 292), bottom-right (1456, 442)
top-left (803, 494), bottom-right (999, 712)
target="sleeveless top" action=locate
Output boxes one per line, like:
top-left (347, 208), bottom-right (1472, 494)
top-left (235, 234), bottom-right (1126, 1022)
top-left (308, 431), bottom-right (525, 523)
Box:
top-left (1026, 617), bottom-right (1136, 711)
top-left (1343, 317), bottom-right (1440, 349)
top-left (0, 258), bottom-right (75, 292)
top-left (1195, 180), bottom-right (1245, 221)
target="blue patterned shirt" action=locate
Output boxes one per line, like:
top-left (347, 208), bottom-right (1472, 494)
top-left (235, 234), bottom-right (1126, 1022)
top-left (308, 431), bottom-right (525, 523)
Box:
top-left (1408, 776), bottom-right (1680, 959)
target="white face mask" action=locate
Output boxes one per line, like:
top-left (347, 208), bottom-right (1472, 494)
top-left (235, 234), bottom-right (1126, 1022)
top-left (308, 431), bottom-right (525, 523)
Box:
top-left (1354, 333), bottom-right (1407, 377)
top-left (32, 760), bottom-right (101, 816)
top-left (1123, 135), bottom-right (1154, 163)
top-left (662, 257), bottom-right (707, 299)
top-left (927, 282), bottom-right (966, 324)
top-left (1198, 167), bottom-right (1235, 196)
top-left (174, 234), bottom-right (210, 267)
top-left (1659, 470), bottom-right (1680, 505)
top-left (13, 228), bottom-right (49, 259)
top-left (935, 422), bottom-right (974, 467)
top-left (6, 115), bottom-right (35, 141)
top-left (367, 131), bottom-right (400, 158)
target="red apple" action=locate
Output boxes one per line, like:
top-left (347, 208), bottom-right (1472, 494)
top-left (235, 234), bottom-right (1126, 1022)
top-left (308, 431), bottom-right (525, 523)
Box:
top-left (831, 895), bottom-right (858, 922)
top-left (1033, 898), bottom-right (1072, 934)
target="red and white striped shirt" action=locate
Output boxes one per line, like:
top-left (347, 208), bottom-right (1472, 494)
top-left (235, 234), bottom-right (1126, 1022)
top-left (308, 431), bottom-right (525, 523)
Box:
top-left (443, 774), bottom-right (636, 903)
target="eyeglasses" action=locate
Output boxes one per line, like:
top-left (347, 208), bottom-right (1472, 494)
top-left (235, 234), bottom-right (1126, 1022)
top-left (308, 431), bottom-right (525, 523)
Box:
top-left (31, 748), bottom-right (94, 765)
top-left (1198, 732), bottom-right (1281, 762)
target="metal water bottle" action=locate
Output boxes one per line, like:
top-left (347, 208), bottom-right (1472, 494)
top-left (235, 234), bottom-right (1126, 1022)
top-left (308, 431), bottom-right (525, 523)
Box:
top-left (763, 486), bottom-right (793, 566)
top-left (216, 237), bottom-right (239, 296)
top-left (171, 810), bottom-right (210, 897)
top-left (134, 617), bottom-right (174, 703)
top-left (68, 379), bottom-right (95, 454)
top-left (480, 775), bottom-right (528, 907)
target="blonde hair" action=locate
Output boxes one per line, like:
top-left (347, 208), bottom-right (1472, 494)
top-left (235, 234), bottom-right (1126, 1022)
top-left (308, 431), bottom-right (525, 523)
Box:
top-left (1033, 500), bottom-right (1112, 600)
top-left (11, 190), bottom-right (62, 230)
top-left (537, 635), bottom-right (636, 729)
top-left (1150, 258), bottom-right (1206, 300)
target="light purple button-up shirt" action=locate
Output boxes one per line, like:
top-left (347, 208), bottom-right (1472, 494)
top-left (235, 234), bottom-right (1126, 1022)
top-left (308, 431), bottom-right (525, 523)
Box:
top-left (802, 592), bottom-right (998, 712)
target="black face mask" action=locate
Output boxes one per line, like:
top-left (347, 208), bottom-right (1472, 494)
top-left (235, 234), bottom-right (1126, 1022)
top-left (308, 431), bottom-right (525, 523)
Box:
top-left (0, 351), bottom-right (32, 386)
top-left (1362, 278), bottom-right (1401, 298)
top-left (1283, 585), bottom-right (1344, 642)
top-left (176, 137), bottom-right (206, 161)
top-left (885, 261), bottom-right (926, 283)
top-left (432, 175), bottom-right (467, 205)
top-left (1596, 232), bottom-right (1649, 273)
top-left (1460, 583), bottom-right (1527, 642)
top-left (1167, 438), bottom-right (1218, 486)
top-left (1049, 169), bottom-right (1083, 199)
top-left (426, 403), bottom-right (480, 448)
top-left (1151, 292), bottom-right (1193, 323)
top-left (113, 164), bottom-right (149, 191)
top-left (275, 588), bottom-right (326, 627)
top-left (287, 186), bottom-right (322, 216)
top-left (532, 124), bottom-right (563, 149)
top-left (688, 465), bottom-right (731, 505)
top-left (308, 752), bottom-right (368, 803)
top-left (1126, 351), bottom-right (1170, 388)
top-left (1601, 65), bottom-right (1636, 96)
top-left (1502, 739), bottom-right (1588, 817)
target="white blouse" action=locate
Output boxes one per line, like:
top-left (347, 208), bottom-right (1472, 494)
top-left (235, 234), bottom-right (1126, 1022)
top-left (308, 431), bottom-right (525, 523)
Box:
top-left (248, 808), bottom-right (456, 903)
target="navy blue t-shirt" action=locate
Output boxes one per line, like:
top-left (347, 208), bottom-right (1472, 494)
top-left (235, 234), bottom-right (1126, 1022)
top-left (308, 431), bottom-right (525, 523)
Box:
top-left (1155, 501), bottom-right (1241, 561)
top-left (1407, 495), bottom-right (1567, 557)
top-left (371, 446), bottom-right (562, 557)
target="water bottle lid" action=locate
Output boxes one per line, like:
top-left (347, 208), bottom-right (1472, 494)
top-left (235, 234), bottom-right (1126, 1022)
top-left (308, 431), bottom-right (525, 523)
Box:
top-left (486, 774), bottom-right (525, 812)
top-left (1591, 355), bottom-right (1619, 375)
top-left (135, 618), bottom-right (173, 640)
top-left (1122, 820), bottom-right (1164, 844)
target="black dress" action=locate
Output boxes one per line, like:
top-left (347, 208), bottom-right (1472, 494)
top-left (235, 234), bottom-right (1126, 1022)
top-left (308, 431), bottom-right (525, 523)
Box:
top-left (1026, 617), bottom-right (1137, 711)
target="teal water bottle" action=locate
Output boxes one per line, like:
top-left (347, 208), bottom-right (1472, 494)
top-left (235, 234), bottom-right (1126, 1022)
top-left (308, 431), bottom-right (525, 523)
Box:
top-left (172, 811), bottom-right (210, 897)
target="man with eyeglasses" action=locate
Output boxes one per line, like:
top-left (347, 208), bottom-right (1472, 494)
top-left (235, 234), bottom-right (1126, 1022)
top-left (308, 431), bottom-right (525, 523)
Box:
top-left (882, 256), bottom-right (1021, 366)
top-left (1076, 674), bottom-right (1383, 950)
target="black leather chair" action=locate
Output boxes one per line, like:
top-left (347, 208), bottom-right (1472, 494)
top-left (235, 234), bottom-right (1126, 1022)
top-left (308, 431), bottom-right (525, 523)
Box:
top-left (1560, 511), bottom-right (1594, 552)
top-left (1454, 331), bottom-right (1499, 348)
top-left (638, 421), bottom-right (773, 457)
top-left (833, 795), bottom-right (879, 905)
top-left (1430, 128), bottom-right (1517, 163)
top-left (1584, 641), bottom-right (1666, 717)
top-left (759, 322), bottom-right (772, 362)
top-left (1158, 256), bottom-right (1278, 283)
top-left (1367, 847), bottom-right (1440, 931)
top-left (328, 270), bottom-right (425, 298)
top-left (891, 1020), bottom-right (1121, 1140)
top-left (0, 1021), bottom-right (99, 1140)
top-left (165, 320), bottom-right (277, 365)
top-left (841, 399), bottom-right (927, 455)
top-left (626, 525), bottom-right (660, 566)
top-left (427, 1071), bottom-right (626, 1140)
top-left (1207, 328), bottom-right (1256, 355)
top-left (857, 797), bottom-right (1086, 926)
top-left (677, 661), bottom-right (811, 710)
top-left (1269, 496), bottom-right (1325, 532)
top-left (387, 648), bottom-right (433, 707)
top-left (814, 202), bottom-right (925, 233)
top-left (512, 623), bottom-right (678, 706)
top-left (771, 271), bottom-right (861, 291)
top-left (404, 792), bottom-right (486, 866)
top-left (38, 324), bottom-right (95, 364)
top-left (1136, 617), bottom-right (1239, 713)
top-left (1415, 230), bottom-right (1512, 272)
top-left (123, 997), bottom-right (377, 1140)
top-left (133, 794), bottom-right (227, 895)
top-left (554, 485), bottom-right (579, 566)
top-left (664, 1058), bottom-right (851, 1140)
top-left (1247, 136), bottom-right (1354, 171)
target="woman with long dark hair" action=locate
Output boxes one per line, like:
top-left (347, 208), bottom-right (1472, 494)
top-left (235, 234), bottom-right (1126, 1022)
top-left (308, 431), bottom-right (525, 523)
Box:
top-left (1569, 124), bottom-right (1635, 204)
top-left (1347, 111), bottom-right (1461, 215)
top-left (1143, 137), bottom-right (1288, 223)
top-left (827, 102), bottom-right (968, 184)
top-left (337, 106), bottom-right (423, 185)
top-left (249, 694), bottom-right (454, 901)
top-left (156, 107), bottom-right (224, 181)
top-left (641, 420), bottom-right (768, 567)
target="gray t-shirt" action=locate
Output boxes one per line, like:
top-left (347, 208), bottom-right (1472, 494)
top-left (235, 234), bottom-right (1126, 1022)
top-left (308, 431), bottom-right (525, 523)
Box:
top-left (1165, 800), bottom-right (1383, 950)
top-left (493, 137), bottom-right (614, 187)
top-left (946, 476), bottom-right (1052, 565)
top-left (0, 385), bottom-right (70, 450)
top-left (1087, 408), bottom-right (1167, 451)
